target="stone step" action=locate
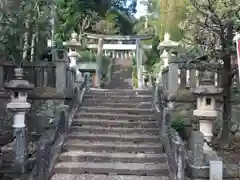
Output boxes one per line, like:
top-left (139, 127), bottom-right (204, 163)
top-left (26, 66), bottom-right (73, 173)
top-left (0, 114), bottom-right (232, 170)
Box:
top-left (51, 174), bottom-right (169, 180)
top-left (84, 95), bottom-right (152, 101)
top-left (72, 119), bottom-right (157, 128)
top-left (53, 162), bottom-right (169, 176)
top-left (67, 132), bottom-right (160, 143)
top-left (64, 140), bottom-right (163, 153)
top-left (70, 126), bottom-right (159, 135)
top-left (88, 89), bottom-right (152, 96)
top-left (80, 107), bottom-right (154, 115)
top-left (83, 102), bottom-right (152, 109)
top-left (84, 98), bottom-right (151, 104)
top-left (59, 151), bottom-right (167, 163)
top-left (75, 112), bottom-right (154, 121)
top-left (89, 88), bottom-right (152, 92)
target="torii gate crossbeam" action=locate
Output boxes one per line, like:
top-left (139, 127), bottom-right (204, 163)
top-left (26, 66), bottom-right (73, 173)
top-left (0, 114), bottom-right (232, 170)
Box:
top-left (85, 33), bottom-right (152, 89)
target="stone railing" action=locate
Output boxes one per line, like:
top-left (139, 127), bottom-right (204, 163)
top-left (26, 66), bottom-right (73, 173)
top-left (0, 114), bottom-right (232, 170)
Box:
top-left (0, 51), bottom-right (78, 98)
top-left (161, 58), bottom-right (239, 93)
top-left (164, 113), bottom-right (185, 180)
top-left (0, 61), bottom-right (57, 88)
top-left (153, 84), bottom-right (186, 180)
top-left (27, 74), bottom-right (89, 180)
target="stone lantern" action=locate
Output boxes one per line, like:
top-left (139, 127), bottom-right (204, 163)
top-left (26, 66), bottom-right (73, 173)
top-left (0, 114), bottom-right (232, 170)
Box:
top-left (158, 33), bottom-right (179, 95)
top-left (4, 68), bottom-right (34, 173)
top-left (64, 32), bottom-right (81, 68)
top-left (158, 33), bottom-right (179, 68)
top-left (192, 71), bottom-right (222, 151)
top-left (158, 33), bottom-right (179, 51)
top-left (64, 32), bottom-right (82, 82)
top-left (64, 32), bottom-right (81, 51)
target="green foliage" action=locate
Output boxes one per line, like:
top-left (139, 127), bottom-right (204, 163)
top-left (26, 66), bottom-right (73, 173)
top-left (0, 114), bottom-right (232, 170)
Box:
top-left (92, 10), bottom-right (120, 35)
top-left (131, 57), bottom-right (138, 88)
top-left (132, 65), bottom-right (138, 88)
top-left (144, 36), bottom-right (160, 75)
top-left (77, 50), bottom-right (96, 62)
top-left (56, 0), bottom-right (137, 40)
top-left (99, 55), bottom-right (111, 76)
top-left (99, 55), bottom-right (113, 87)
top-left (170, 114), bottom-right (186, 138)
top-left (134, 0), bottom-right (188, 41)
top-left (56, 0), bottom-right (97, 40)
top-left (0, 0), bottom-right (52, 63)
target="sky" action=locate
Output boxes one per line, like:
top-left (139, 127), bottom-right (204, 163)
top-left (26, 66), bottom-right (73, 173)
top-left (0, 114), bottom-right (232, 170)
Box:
top-left (134, 0), bottom-right (148, 19)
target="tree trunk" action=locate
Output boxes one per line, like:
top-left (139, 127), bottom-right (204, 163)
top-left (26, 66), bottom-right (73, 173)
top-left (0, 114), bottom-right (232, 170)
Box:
top-left (221, 22), bottom-right (233, 140)
top-left (22, 19), bottom-right (29, 63)
top-left (30, 33), bottom-right (36, 62)
top-left (221, 67), bottom-right (232, 140)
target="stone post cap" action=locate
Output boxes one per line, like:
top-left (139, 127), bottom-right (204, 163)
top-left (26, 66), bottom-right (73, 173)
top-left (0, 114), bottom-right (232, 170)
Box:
top-left (157, 33), bottom-right (179, 49)
top-left (4, 68), bottom-right (34, 91)
top-left (63, 32), bottom-right (81, 47)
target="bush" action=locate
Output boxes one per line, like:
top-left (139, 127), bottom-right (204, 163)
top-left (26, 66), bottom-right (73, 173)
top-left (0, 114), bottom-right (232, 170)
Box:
top-left (170, 113), bottom-right (187, 140)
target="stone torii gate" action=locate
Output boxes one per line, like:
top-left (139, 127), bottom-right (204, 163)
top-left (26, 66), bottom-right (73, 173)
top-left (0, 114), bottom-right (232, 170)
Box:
top-left (84, 33), bottom-right (152, 89)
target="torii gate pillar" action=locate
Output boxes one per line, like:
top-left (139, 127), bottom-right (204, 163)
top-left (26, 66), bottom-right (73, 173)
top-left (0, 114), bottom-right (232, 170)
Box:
top-left (136, 39), bottom-right (143, 89)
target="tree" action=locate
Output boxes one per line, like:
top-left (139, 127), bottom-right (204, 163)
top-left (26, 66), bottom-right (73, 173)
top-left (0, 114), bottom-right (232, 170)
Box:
top-left (184, 0), bottom-right (240, 141)
top-left (145, 0), bottom-right (188, 41)
top-left (56, 0), bottom-right (137, 40)
top-left (92, 11), bottom-right (120, 35)
top-left (0, 0), bottom-right (52, 64)
top-left (132, 0), bottom-right (190, 80)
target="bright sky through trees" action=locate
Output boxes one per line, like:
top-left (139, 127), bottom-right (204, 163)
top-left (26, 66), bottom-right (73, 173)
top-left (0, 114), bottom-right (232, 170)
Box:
top-left (135, 0), bottom-right (148, 18)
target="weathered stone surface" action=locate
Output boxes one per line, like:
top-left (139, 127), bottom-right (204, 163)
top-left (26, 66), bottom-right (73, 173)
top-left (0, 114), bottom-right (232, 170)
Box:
top-left (88, 89), bottom-right (152, 95)
top-left (75, 112), bottom-right (154, 121)
top-left (83, 102), bottom-right (152, 109)
top-left (191, 131), bottom-right (204, 166)
top-left (70, 126), bottom-right (159, 135)
top-left (80, 107), bottom-right (154, 115)
top-left (72, 119), bottom-right (157, 128)
top-left (59, 151), bottom-right (167, 163)
top-left (51, 174), bottom-right (170, 180)
top-left (54, 162), bottom-right (168, 175)
top-left (209, 160), bottom-right (222, 180)
top-left (64, 140), bottom-right (163, 153)
top-left (51, 89), bottom-right (168, 179)
top-left (84, 94), bottom-right (152, 101)
top-left (84, 97), bottom-right (152, 104)
top-left (68, 132), bottom-right (160, 143)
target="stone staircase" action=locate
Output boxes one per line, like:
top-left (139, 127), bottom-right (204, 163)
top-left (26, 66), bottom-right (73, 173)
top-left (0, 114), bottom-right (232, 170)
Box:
top-left (106, 57), bottom-right (133, 89)
top-left (51, 89), bottom-right (169, 180)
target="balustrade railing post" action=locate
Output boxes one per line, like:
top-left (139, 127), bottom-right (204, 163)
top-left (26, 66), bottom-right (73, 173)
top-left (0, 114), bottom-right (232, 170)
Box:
top-left (59, 111), bottom-right (67, 134)
top-left (36, 143), bottom-right (51, 180)
top-left (0, 65), bottom-right (3, 89)
top-left (190, 69), bottom-right (197, 88)
top-left (55, 50), bottom-right (69, 95)
top-left (168, 56), bottom-right (179, 95)
top-left (177, 144), bottom-right (185, 180)
top-left (175, 136), bottom-right (185, 180)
